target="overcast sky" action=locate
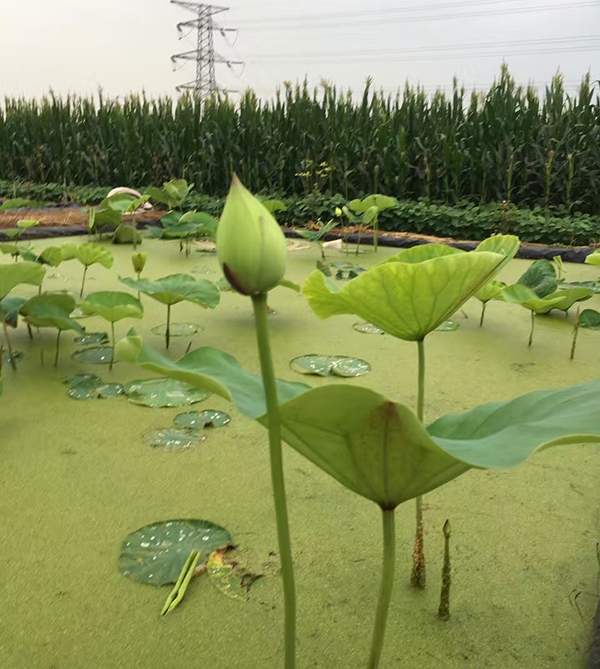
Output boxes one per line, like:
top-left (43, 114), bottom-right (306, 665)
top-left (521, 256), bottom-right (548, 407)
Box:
top-left (1, 0), bottom-right (598, 100)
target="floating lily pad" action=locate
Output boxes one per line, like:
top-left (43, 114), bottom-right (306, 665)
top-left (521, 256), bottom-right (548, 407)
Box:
top-left (65, 373), bottom-right (103, 400)
top-left (125, 378), bottom-right (210, 408)
top-left (207, 547), bottom-right (262, 601)
top-left (72, 346), bottom-right (114, 365)
top-left (150, 322), bottom-right (203, 338)
top-left (145, 427), bottom-right (205, 450)
top-left (174, 410), bottom-right (231, 430)
top-left (329, 261), bottom-right (367, 280)
top-left (353, 322), bottom-right (385, 335)
top-left (435, 320), bottom-right (460, 332)
top-left (74, 332), bottom-right (109, 345)
top-left (97, 383), bottom-right (125, 399)
top-left (119, 519), bottom-right (233, 586)
top-left (290, 354), bottom-right (370, 378)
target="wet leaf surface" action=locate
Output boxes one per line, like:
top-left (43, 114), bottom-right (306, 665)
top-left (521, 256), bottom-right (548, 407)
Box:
top-left (65, 373), bottom-right (124, 400)
top-left (71, 346), bottom-right (114, 365)
top-left (124, 378), bottom-right (210, 408)
top-left (150, 322), bottom-right (202, 338)
top-left (173, 410), bottom-right (231, 429)
top-left (74, 332), bottom-right (109, 345)
top-left (352, 322), bottom-right (385, 335)
top-left (435, 320), bottom-right (460, 332)
top-left (145, 427), bottom-right (205, 450)
top-left (290, 354), bottom-right (370, 378)
top-left (119, 519), bottom-right (232, 586)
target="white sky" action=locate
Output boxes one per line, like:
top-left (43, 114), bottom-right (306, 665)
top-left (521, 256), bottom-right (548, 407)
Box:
top-left (0, 0), bottom-right (598, 99)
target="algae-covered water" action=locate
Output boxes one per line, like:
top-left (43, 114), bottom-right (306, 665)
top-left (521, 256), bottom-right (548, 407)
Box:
top-left (1, 238), bottom-right (599, 668)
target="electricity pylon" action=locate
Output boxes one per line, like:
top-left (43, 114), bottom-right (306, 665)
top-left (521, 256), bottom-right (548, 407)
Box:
top-left (170, 2), bottom-right (243, 99)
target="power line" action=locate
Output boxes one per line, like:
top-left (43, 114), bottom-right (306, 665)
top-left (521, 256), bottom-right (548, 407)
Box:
top-left (235, 1), bottom-right (600, 31)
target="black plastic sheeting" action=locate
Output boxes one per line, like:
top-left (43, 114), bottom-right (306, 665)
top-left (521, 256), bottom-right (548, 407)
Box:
top-left (1, 223), bottom-right (595, 263)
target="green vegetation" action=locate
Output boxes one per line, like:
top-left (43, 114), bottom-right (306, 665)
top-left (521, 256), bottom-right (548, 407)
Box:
top-left (1, 69), bottom-right (599, 213)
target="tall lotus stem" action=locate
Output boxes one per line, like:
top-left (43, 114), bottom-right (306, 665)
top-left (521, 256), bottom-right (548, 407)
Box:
top-left (54, 330), bottom-right (62, 367)
top-left (166, 304), bottom-right (171, 350)
top-left (411, 338), bottom-right (426, 588)
top-left (2, 321), bottom-right (16, 371)
top-left (570, 308), bottom-right (581, 360)
top-left (479, 302), bottom-right (487, 327)
top-left (110, 321), bottom-right (116, 372)
top-left (528, 310), bottom-right (535, 348)
top-left (252, 293), bottom-right (296, 669)
top-left (80, 265), bottom-right (88, 298)
top-left (368, 508), bottom-right (396, 668)
top-left (438, 519), bottom-right (452, 620)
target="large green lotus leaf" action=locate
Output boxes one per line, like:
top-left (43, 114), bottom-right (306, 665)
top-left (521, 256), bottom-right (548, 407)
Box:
top-left (115, 331), bottom-right (309, 419)
top-left (427, 380), bottom-right (600, 468)
top-left (517, 259), bottom-right (557, 297)
top-left (474, 234), bottom-right (520, 301)
top-left (534, 287), bottom-right (593, 314)
top-left (120, 274), bottom-right (220, 308)
top-left (0, 261), bottom-right (46, 299)
top-left (74, 243), bottom-right (114, 269)
top-left (579, 309), bottom-right (600, 329)
top-left (179, 210), bottom-right (218, 232)
top-left (584, 251), bottom-right (600, 266)
top-left (303, 251), bottom-right (505, 341)
top-left (271, 382), bottom-right (600, 508)
top-left (119, 519), bottom-right (232, 586)
top-left (38, 246), bottom-right (65, 267)
top-left (350, 194), bottom-right (398, 213)
top-left (502, 284), bottom-right (566, 313)
top-left (0, 296), bottom-right (26, 327)
top-left (21, 294), bottom-right (84, 333)
top-left (80, 291), bottom-right (143, 323)
top-left (383, 243), bottom-right (464, 265)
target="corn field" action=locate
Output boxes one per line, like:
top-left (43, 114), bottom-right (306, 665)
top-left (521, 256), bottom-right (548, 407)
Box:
top-left (1, 67), bottom-right (599, 212)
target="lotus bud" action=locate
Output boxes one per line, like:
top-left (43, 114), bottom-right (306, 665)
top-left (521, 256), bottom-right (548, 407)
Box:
top-left (131, 252), bottom-right (147, 275)
top-left (216, 175), bottom-right (287, 296)
top-left (334, 207), bottom-right (342, 217)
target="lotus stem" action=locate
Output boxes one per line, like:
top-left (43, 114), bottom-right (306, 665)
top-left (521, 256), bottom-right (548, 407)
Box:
top-left (570, 321), bottom-right (580, 360)
top-left (166, 304), bottom-right (171, 350)
top-left (528, 310), bottom-right (535, 348)
top-left (2, 321), bottom-right (17, 371)
top-left (411, 338), bottom-right (427, 588)
top-left (479, 302), bottom-right (487, 327)
top-left (368, 508), bottom-right (396, 669)
top-left (110, 321), bottom-right (115, 372)
top-left (438, 520), bottom-right (452, 621)
top-left (54, 330), bottom-right (62, 367)
top-left (26, 323), bottom-right (34, 340)
top-left (251, 292), bottom-right (296, 669)
top-left (79, 265), bottom-right (88, 298)
top-left (373, 216), bottom-right (379, 253)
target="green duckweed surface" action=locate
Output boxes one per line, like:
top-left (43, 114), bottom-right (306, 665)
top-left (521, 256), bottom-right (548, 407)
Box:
top-left (1, 238), bottom-right (599, 668)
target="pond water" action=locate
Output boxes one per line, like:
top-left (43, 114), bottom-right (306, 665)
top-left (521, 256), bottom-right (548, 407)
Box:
top-left (1, 237), bottom-right (599, 668)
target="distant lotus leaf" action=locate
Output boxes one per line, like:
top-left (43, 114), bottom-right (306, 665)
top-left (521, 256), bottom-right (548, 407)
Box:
top-left (259, 198), bottom-right (288, 214)
top-left (74, 332), bottom-right (109, 345)
top-left (124, 378), bottom-right (210, 408)
top-left (584, 251), bottom-right (600, 266)
top-left (112, 224), bottom-right (142, 245)
top-left (474, 235), bottom-right (520, 303)
top-left (349, 194), bottom-right (398, 213)
top-left (59, 243), bottom-right (78, 261)
top-left (74, 243), bottom-right (114, 269)
top-left (270, 382), bottom-right (600, 509)
top-left (173, 410), bottom-right (231, 429)
top-left (303, 251), bottom-right (504, 341)
top-left (517, 259), bottom-right (557, 297)
top-left (120, 274), bottom-right (220, 308)
top-left (207, 547), bottom-right (262, 601)
top-left (21, 294), bottom-right (84, 333)
top-left (80, 291), bottom-right (143, 323)
top-left (115, 331), bottom-right (309, 419)
top-left (476, 280), bottom-right (506, 304)
top-left (145, 427), bottom-right (204, 450)
top-left (151, 322), bottom-right (201, 338)
top-left (71, 346), bottom-right (114, 364)
top-left (16, 219), bottom-right (39, 230)
top-left (0, 296), bottom-right (26, 327)
top-left (0, 261), bottom-right (45, 299)
top-left (501, 284), bottom-right (567, 313)
top-left (383, 243), bottom-right (463, 265)
top-left (290, 354), bottom-right (370, 378)
top-left (38, 246), bottom-right (65, 267)
top-left (579, 309), bottom-right (600, 329)
top-left (533, 287), bottom-right (593, 314)
top-left (561, 280), bottom-right (600, 294)
top-left (119, 519), bottom-right (232, 586)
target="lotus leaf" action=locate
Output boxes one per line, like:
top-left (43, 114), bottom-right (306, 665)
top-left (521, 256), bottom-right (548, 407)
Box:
top-left (120, 274), bottom-right (219, 309)
top-left (145, 427), bottom-right (204, 450)
top-left (75, 243), bottom-right (114, 269)
top-left (119, 519), bottom-right (232, 586)
top-left (80, 291), bottom-right (143, 323)
top-left (584, 250), bottom-right (600, 266)
top-left (21, 294), bottom-right (83, 333)
top-left (0, 261), bottom-right (45, 299)
top-left (290, 354), bottom-right (370, 378)
top-left (303, 251), bottom-right (505, 341)
top-left (517, 259), bottom-right (557, 297)
top-left (115, 331), bottom-right (309, 419)
top-left (124, 378), bottom-right (209, 408)
top-left (173, 409), bottom-right (231, 429)
top-left (580, 309), bottom-right (600, 329)
top-left (383, 243), bottom-right (463, 264)
top-left (0, 296), bottom-right (26, 328)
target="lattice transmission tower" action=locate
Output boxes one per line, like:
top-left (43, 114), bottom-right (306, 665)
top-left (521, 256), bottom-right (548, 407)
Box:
top-left (170, 2), bottom-right (243, 99)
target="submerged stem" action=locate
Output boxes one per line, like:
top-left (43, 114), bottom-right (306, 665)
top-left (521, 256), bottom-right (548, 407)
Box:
top-left (251, 293), bottom-right (296, 669)
top-left (438, 520), bottom-right (452, 621)
top-left (166, 304), bottom-right (171, 350)
top-left (80, 265), bottom-right (88, 298)
top-left (110, 321), bottom-right (115, 372)
top-left (528, 310), bottom-right (535, 348)
top-left (54, 329), bottom-right (62, 368)
top-left (368, 508), bottom-right (396, 669)
top-left (2, 321), bottom-right (16, 371)
top-left (479, 302), bottom-right (487, 328)
top-left (411, 338), bottom-right (427, 588)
